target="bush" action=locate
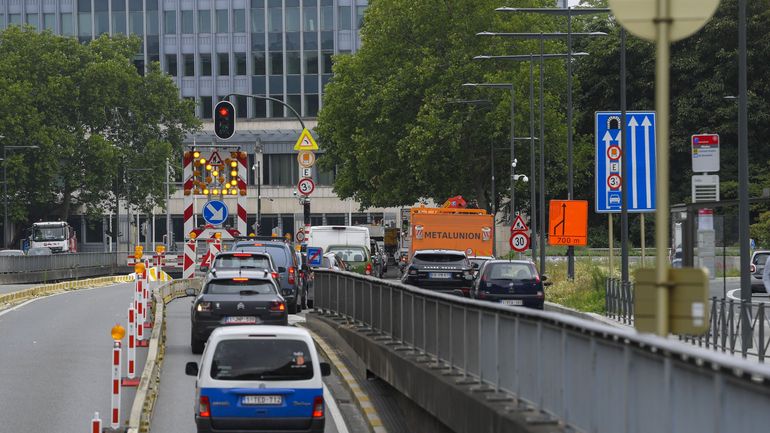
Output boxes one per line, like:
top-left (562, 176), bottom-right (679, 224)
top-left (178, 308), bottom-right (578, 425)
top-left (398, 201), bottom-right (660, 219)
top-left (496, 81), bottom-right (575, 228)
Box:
top-left (544, 260), bottom-right (607, 314)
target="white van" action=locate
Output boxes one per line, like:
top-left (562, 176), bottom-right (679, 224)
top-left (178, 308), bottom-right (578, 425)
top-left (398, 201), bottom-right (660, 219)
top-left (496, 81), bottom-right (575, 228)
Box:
top-left (185, 326), bottom-right (331, 433)
top-left (305, 226), bottom-right (370, 252)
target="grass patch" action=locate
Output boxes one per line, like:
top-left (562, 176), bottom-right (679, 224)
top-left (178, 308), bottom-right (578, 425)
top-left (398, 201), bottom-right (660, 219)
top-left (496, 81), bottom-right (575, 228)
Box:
top-left (545, 261), bottom-right (607, 314)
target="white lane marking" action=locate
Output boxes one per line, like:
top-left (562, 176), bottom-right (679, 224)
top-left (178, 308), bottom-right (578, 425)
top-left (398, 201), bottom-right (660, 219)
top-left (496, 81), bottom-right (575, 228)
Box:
top-left (0, 283), bottom-right (124, 317)
top-left (324, 383), bottom-right (350, 433)
top-left (727, 289), bottom-right (741, 301)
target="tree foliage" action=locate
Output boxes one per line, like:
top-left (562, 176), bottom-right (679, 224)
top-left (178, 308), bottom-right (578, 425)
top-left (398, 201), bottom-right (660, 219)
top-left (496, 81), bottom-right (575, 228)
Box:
top-left (0, 27), bottom-right (199, 241)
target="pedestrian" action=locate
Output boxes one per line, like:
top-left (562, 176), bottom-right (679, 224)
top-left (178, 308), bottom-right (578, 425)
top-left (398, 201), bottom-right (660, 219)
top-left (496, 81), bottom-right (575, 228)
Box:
top-left (763, 254), bottom-right (770, 294)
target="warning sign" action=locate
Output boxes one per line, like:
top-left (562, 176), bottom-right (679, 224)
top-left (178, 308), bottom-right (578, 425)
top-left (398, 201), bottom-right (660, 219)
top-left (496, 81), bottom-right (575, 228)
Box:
top-left (208, 150), bottom-right (223, 166)
top-left (510, 214), bottom-right (529, 232)
top-left (293, 128), bottom-right (319, 151)
top-left (548, 200), bottom-right (588, 246)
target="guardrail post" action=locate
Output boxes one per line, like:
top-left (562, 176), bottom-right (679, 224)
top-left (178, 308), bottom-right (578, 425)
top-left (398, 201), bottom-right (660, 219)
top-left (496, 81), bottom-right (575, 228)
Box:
top-left (741, 301), bottom-right (749, 358)
top-left (759, 303), bottom-right (765, 362)
top-left (728, 299), bottom-right (736, 354)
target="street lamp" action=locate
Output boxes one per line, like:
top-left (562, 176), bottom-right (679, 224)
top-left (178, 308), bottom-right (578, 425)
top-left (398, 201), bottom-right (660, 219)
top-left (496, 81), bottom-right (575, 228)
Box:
top-left (3, 145), bottom-right (39, 248)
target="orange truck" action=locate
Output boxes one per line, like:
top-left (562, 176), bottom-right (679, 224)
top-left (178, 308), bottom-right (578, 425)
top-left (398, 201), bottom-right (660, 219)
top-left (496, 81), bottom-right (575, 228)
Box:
top-left (409, 206), bottom-right (494, 258)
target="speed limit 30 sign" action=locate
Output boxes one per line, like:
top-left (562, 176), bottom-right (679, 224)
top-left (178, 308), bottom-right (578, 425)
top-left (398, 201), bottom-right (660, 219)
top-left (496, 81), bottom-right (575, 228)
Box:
top-left (509, 231), bottom-right (530, 253)
top-left (297, 177), bottom-right (315, 196)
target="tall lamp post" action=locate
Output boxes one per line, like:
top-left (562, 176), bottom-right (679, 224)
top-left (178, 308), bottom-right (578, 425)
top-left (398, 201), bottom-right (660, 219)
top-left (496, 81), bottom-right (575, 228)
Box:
top-left (3, 145), bottom-right (39, 248)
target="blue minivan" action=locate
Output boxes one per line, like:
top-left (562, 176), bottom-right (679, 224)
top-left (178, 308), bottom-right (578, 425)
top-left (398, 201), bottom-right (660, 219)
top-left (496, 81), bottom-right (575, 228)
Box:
top-left (185, 326), bottom-right (331, 433)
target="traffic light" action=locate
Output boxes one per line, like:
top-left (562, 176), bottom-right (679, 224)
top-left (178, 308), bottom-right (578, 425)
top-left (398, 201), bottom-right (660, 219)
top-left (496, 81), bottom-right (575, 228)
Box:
top-left (214, 100), bottom-right (235, 140)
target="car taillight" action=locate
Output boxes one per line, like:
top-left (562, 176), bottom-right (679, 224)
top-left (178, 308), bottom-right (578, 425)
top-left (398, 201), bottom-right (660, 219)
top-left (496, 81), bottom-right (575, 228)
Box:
top-left (537, 291), bottom-right (544, 298)
top-left (288, 267), bottom-right (296, 285)
top-left (271, 272), bottom-right (280, 280)
top-left (408, 267), bottom-right (417, 275)
top-left (312, 396), bottom-right (324, 418)
top-left (751, 264), bottom-right (756, 273)
top-left (199, 396), bottom-right (211, 418)
top-left (196, 302), bottom-right (211, 312)
top-left (366, 263), bottom-right (372, 275)
top-left (534, 275), bottom-right (541, 283)
top-left (269, 301), bottom-right (286, 312)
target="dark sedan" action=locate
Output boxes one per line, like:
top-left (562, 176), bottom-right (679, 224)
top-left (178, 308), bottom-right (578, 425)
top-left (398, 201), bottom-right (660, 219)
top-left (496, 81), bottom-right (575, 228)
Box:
top-left (190, 270), bottom-right (288, 354)
top-left (471, 260), bottom-right (548, 310)
top-left (401, 250), bottom-right (475, 294)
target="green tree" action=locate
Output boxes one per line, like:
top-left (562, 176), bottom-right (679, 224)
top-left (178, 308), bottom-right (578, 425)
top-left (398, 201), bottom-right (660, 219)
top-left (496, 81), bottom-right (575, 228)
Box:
top-left (0, 27), bottom-right (199, 243)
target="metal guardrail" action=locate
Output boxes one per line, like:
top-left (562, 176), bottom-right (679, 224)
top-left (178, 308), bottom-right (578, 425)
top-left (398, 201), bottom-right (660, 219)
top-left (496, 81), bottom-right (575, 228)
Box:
top-left (315, 270), bottom-right (770, 433)
top-left (605, 277), bottom-right (634, 324)
top-left (0, 252), bottom-right (120, 273)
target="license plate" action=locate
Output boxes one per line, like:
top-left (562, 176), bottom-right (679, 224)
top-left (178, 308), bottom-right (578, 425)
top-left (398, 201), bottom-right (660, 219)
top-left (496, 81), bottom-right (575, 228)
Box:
top-left (242, 395), bottom-right (283, 405)
top-left (501, 300), bottom-right (523, 306)
top-left (430, 272), bottom-right (451, 279)
top-left (225, 316), bottom-right (257, 324)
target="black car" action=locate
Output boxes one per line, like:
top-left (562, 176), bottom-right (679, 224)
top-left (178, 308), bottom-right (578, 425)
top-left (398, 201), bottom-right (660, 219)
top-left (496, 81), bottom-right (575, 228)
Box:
top-left (471, 260), bottom-right (548, 310)
top-left (190, 270), bottom-right (288, 354)
top-left (401, 250), bottom-right (475, 294)
top-left (233, 239), bottom-right (302, 313)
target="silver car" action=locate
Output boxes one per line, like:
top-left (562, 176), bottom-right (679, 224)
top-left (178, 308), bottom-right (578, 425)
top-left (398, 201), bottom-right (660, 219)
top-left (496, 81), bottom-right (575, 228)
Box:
top-left (750, 250), bottom-right (770, 293)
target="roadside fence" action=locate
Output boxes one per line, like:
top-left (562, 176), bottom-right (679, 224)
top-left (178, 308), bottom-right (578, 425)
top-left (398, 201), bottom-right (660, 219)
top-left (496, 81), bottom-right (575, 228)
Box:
top-left (0, 252), bottom-right (119, 273)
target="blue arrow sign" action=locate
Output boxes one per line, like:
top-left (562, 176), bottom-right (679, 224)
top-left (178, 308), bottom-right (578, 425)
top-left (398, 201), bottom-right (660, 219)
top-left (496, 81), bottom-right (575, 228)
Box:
top-left (202, 200), bottom-right (229, 226)
top-left (595, 111), bottom-right (657, 213)
top-left (307, 247), bottom-right (324, 267)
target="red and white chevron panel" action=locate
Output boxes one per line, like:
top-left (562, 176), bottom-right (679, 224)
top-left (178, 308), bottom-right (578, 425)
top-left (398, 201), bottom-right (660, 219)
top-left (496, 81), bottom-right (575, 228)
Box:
top-left (183, 150), bottom-right (194, 239)
top-left (237, 151), bottom-right (248, 235)
top-left (183, 240), bottom-right (196, 279)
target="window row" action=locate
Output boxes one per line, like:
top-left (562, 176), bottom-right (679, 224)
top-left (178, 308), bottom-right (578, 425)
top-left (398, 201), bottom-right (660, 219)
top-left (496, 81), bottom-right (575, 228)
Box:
top-left (197, 95), bottom-right (320, 119)
top-left (165, 52), bottom-right (333, 77)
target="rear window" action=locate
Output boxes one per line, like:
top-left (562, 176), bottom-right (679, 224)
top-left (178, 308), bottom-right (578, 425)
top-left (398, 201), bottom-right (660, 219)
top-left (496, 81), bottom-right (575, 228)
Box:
top-left (214, 255), bottom-right (272, 270)
top-left (486, 263), bottom-right (536, 280)
top-left (205, 280), bottom-right (277, 295)
top-left (414, 253), bottom-right (466, 263)
top-left (328, 246), bottom-right (367, 263)
top-left (237, 244), bottom-right (290, 268)
top-left (210, 339), bottom-right (313, 381)
top-left (754, 253), bottom-right (770, 265)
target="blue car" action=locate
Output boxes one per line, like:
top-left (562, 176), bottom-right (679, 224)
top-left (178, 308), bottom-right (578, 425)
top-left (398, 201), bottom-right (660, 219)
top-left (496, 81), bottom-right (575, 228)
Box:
top-left (471, 260), bottom-right (549, 310)
top-left (186, 326), bottom-right (331, 433)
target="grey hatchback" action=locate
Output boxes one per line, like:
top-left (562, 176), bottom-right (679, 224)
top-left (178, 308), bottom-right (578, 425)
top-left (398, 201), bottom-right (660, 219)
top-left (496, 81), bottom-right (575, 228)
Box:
top-left (232, 239), bottom-right (302, 313)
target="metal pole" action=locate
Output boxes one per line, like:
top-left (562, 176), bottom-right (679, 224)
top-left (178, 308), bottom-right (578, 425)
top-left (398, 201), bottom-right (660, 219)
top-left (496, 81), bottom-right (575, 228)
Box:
top-left (620, 27), bottom-right (629, 283)
top-left (538, 37), bottom-right (546, 276)
top-left (510, 85), bottom-right (516, 223)
top-left (609, 214), bottom-right (614, 278)
top-left (257, 160), bottom-right (261, 236)
top-left (3, 146), bottom-right (7, 248)
top-left (641, 214), bottom-right (646, 266)
top-left (738, 0), bottom-right (752, 342)
top-left (654, 0), bottom-right (672, 336)
top-left (491, 142), bottom-right (496, 256)
top-left (529, 56), bottom-right (537, 263)
top-left (567, 9), bottom-right (575, 280)
top-left (165, 159), bottom-right (171, 250)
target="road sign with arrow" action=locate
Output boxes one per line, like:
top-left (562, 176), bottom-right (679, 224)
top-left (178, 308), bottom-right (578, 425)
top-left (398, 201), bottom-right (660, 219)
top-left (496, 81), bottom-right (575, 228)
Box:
top-left (548, 200), bottom-right (588, 246)
top-left (203, 200), bottom-right (228, 226)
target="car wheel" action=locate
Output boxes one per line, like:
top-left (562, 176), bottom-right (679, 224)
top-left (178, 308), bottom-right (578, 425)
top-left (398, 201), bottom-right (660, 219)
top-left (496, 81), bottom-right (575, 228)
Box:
top-left (307, 299), bottom-right (314, 309)
top-left (288, 300), bottom-right (298, 314)
top-left (191, 333), bottom-right (204, 354)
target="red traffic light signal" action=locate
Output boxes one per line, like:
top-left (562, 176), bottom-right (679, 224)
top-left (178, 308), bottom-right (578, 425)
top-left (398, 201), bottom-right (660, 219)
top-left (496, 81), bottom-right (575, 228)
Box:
top-left (214, 100), bottom-right (235, 140)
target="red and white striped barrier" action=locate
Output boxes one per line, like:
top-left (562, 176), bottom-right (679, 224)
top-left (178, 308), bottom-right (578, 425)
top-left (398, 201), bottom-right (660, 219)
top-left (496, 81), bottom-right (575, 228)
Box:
top-left (90, 412), bottom-right (101, 433)
top-left (183, 240), bottom-right (196, 279)
top-left (110, 341), bottom-right (121, 430)
top-left (142, 260), bottom-right (152, 330)
top-left (121, 304), bottom-right (139, 387)
top-left (136, 276), bottom-right (148, 348)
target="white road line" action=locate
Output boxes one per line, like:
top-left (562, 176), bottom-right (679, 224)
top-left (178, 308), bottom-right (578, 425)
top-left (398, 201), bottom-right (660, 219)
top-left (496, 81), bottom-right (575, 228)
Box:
top-left (643, 116), bottom-right (653, 209)
top-left (324, 383), bottom-right (350, 433)
top-left (628, 117), bottom-right (638, 208)
top-left (727, 288), bottom-right (741, 301)
top-left (0, 283), bottom-right (122, 318)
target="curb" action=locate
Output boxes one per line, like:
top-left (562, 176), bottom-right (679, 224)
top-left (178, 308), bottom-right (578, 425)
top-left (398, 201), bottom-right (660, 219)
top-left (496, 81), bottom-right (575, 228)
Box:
top-left (0, 274), bottom-right (134, 311)
top-left (304, 325), bottom-right (387, 433)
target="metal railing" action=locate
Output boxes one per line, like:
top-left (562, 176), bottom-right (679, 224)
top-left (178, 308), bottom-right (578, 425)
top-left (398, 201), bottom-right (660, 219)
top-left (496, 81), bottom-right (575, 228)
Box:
top-left (605, 277), bottom-right (634, 324)
top-left (0, 252), bottom-right (120, 273)
top-left (314, 270), bottom-right (770, 433)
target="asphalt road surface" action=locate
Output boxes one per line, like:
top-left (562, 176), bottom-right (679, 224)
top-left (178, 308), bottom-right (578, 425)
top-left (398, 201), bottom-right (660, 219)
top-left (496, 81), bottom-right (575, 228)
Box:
top-left (0, 282), bottom-right (144, 432)
top-left (151, 298), bottom-right (368, 433)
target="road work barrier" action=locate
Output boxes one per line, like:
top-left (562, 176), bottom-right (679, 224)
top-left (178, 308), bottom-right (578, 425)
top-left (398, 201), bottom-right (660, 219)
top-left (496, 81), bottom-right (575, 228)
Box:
top-left (0, 252), bottom-right (133, 283)
top-left (313, 270), bottom-right (770, 433)
top-left (0, 274), bottom-right (133, 308)
top-left (126, 277), bottom-right (201, 433)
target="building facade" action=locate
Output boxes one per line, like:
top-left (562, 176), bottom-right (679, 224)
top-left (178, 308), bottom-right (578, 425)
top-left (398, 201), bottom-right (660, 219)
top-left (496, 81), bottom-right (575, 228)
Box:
top-left (0, 0), bottom-right (406, 252)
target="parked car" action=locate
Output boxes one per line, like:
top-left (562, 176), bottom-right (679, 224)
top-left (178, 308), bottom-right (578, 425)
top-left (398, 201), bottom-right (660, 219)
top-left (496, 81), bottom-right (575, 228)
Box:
top-left (750, 250), bottom-right (770, 293)
top-left (401, 250), bottom-right (475, 295)
top-left (232, 239), bottom-right (302, 314)
top-left (189, 269), bottom-right (288, 354)
top-left (326, 244), bottom-right (374, 276)
top-left (185, 326), bottom-right (330, 433)
top-left (204, 251), bottom-right (278, 283)
top-left (470, 260), bottom-right (548, 310)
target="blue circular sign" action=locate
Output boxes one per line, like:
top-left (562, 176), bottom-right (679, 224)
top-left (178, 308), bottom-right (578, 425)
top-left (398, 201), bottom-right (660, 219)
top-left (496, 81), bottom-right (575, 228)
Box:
top-left (202, 200), bottom-right (229, 226)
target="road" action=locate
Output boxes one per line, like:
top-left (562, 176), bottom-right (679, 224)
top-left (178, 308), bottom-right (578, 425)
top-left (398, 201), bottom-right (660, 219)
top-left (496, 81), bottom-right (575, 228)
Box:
top-left (0, 281), bottom-right (143, 432)
top-left (151, 298), bottom-right (369, 433)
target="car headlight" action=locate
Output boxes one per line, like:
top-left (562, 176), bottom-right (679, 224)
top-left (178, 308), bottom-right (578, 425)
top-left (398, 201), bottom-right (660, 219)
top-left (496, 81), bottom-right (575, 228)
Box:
top-left (196, 302), bottom-right (211, 312)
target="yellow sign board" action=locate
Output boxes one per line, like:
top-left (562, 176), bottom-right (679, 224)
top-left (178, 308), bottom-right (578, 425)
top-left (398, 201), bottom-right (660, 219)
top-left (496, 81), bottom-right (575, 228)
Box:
top-left (293, 128), bottom-right (319, 151)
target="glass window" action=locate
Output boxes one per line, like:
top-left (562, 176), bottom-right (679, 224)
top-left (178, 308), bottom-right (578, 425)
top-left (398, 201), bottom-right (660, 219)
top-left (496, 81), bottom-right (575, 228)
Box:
top-left (304, 32), bottom-right (318, 50)
top-left (27, 14), bottom-right (39, 30)
top-left (322, 51), bottom-right (333, 74)
top-left (147, 10), bottom-right (159, 35)
top-left (265, 154), bottom-right (299, 185)
top-left (129, 11), bottom-right (143, 35)
top-left (268, 7), bottom-right (281, 32)
top-left (218, 53), bottom-right (229, 76)
top-left (1, 14), bottom-right (8, 30)
top-left (304, 75), bottom-right (318, 93)
top-left (287, 75), bottom-right (300, 93)
top-left (112, 0), bottom-right (126, 11)
top-left (95, 12), bottom-right (109, 35)
top-left (252, 32), bottom-right (265, 50)
top-left (250, 9), bottom-right (265, 32)
top-left (129, 0), bottom-right (142, 11)
top-left (338, 6), bottom-right (351, 30)
top-left (286, 52), bottom-right (301, 75)
top-left (316, 155), bottom-right (334, 183)
top-left (357, 5), bottom-right (367, 28)
top-left (269, 53), bottom-right (282, 75)
top-left (201, 96), bottom-right (213, 119)
top-left (210, 339), bottom-right (312, 381)
top-left (253, 53), bottom-right (266, 75)
top-left (254, 99), bottom-right (267, 118)
top-left (164, 11), bottom-right (176, 34)
top-left (216, 9), bottom-right (228, 33)
top-left (303, 6), bottom-right (317, 31)
top-left (61, 13), bottom-right (74, 35)
top-left (78, 0), bottom-right (92, 12)
top-left (270, 95), bottom-right (284, 118)
top-left (268, 33), bottom-right (283, 51)
top-left (320, 6), bottom-right (333, 30)
top-left (236, 95), bottom-right (248, 119)
top-left (78, 13), bottom-right (91, 36)
top-left (286, 7), bottom-right (300, 31)
top-left (235, 53), bottom-right (247, 75)
top-left (305, 52), bottom-right (318, 74)
top-left (198, 10), bottom-right (211, 33)
top-left (112, 11), bottom-right (126, 34)
top-left (287, 94), bottom-right (301, 116)
top-left (286, 32), bottom-right (300, 50)
top-left (147, 0), bottom-right (159, 11)
top-left (181, 10), bottom-right (193, 33)
top-left (9, 14), bottom-right (21, 26)
top-left (321, 30), bottom-right (333, 50)
top-left (233, 9), bottom-right (246, 32)
top-left (166, 54), bottom-right (177, 76)
top-left (200, 54), bottom-right (212, 76)
top-left (183, 54), bottom-right (194, 76)
top-left (252, 0), bottom-right (265, 7)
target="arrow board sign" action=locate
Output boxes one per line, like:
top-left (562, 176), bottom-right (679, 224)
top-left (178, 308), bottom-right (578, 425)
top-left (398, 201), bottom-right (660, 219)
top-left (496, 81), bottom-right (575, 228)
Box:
top-left (293, 128), bottom-right (319, 151)
top-left (202, 200), bottom-right (229, 226)
top-left (595, 111), bottom-right (657, 213)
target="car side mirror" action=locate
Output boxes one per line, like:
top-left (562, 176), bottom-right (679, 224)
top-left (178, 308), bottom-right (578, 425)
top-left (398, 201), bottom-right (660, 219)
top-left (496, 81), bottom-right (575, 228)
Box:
top-left (185, 287), bottom-right (197, 297)
top-left (541, 274), bottom-right (549, 282)
top-left (320, 362), bottom-right (331, 377)
top-left (185, 362), bottom-right (199, 376)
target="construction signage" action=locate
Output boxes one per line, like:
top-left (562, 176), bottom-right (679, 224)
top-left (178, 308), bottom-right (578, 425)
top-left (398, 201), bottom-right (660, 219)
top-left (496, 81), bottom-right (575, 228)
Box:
top-left (548, 200), bottom-right (588, 246)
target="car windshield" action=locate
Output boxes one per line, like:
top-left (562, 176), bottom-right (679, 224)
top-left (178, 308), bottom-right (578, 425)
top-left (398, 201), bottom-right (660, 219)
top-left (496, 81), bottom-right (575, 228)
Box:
top-left (328, 246), bottom-right (367, 263)
top-left (205, 280), bottom-right (276, 295)
top-left (213, 255), bottom-right (272, 270)
top-left (210, 339), bottom-right (313, 381)
top-left (486, 263), bottom-right (536, 281)
top-left (754, 253), bottom-right (770, 265)
top-left (32, 227), bottom-right (66, 241)
top-left (414, 253), bottom-right (466, 263)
